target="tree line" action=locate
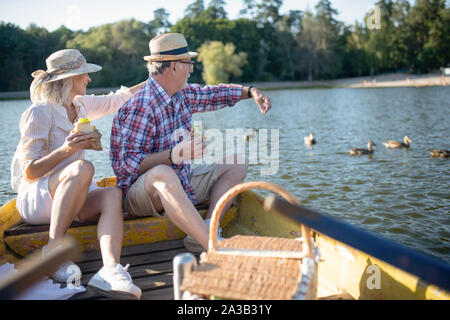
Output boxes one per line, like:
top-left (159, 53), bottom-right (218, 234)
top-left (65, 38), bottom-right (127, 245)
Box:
top-left (0, 0), bottom-right (449, 91)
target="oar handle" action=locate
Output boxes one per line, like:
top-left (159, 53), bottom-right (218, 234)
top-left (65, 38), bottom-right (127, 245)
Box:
top-left (0, 236), bottom-right (81, 299)
top-left (208, 181), bottom-right (313, 257)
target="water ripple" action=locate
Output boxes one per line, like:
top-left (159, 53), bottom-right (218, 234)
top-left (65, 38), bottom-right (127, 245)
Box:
top-left (1, 87), bottom-right (449, 263)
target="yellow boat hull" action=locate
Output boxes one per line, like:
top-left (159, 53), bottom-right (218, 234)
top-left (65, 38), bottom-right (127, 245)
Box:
top-left (1, 177), bottom-right (448, 299)
top-left (225, 191), bottom-right (450, 300)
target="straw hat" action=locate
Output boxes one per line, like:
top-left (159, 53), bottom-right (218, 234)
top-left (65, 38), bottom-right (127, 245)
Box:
top-left (31, 49), bottom-right (102, 84)
top-left (144, 33), bottom-right (198, 62)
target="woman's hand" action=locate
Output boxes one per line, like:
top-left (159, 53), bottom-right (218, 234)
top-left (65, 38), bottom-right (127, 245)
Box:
top-left (62, 131), bottom-right (95, 154)
top-left (25, 131), bottom-right (95, 181)
top-left (171, 134), bottom-right (207, 164)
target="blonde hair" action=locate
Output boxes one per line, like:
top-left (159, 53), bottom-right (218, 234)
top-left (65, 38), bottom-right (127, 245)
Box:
top-left (30, 73), bottom-right (73, 106)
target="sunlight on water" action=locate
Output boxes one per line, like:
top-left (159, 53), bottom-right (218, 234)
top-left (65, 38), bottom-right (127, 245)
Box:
top-left (1, 86), bottom-right (449, 262)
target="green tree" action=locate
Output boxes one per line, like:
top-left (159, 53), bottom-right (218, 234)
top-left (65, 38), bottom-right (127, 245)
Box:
top-left (278, 10), bottom-right (303, 80)
top-left (406, 0), bottom-right (449, 72)
top-left (0, 22), bottom-right (72, 91)
top-left (297, 11), bottom-right (320, 81)
top-left (241, 0), bottom-right (283, 26)
top-left (197, 41), bottom-right (247, 84)
top-left (239, 0), bottom-right (302, 80)
top-left (313, 0), bottom-right (343, 78)
top-left (362, 0), bottom-right (402, 73)
top-left (51, 26), bottom-right (76, 50)
top-left (149, 8), bottom-right (172, 35)
top-left (171, 17), bottom-right (261, 82)
top-left (2, 0), bottom-right (449, 91)
top-left (340, 22), bottom-right (373, 77)
top-left (0, 22), bottom-right (32, 90)
top-left (206, 0), bottom-right (228, 19)
top-left (296, 0), bottom-right (343, 81)
top-left (184, 0), bottom-right (205, 19)
top-left (67, 19), bottom-right (151, 87)
top-left (390, 0), bottom-right (411, 71)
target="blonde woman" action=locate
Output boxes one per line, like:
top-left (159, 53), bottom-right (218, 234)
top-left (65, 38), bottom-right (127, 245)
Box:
top-left (11, 49), bottom-right (144, 299)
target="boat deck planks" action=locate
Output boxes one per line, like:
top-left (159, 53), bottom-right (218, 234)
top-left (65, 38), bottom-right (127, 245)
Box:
top-left (318, 292), bottom-right (355, 300)
top-left (71, 239), bottom-right (191, 300)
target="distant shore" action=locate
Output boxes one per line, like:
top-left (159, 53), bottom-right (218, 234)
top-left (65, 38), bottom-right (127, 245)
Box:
top-left (1, 72), bottom-right (448, 100)
top-left (254, 72), bottom-right (450, 91)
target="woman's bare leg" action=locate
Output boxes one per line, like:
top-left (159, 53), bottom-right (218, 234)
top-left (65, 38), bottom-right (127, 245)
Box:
top-left (77, 187), bottom-right (123, 267)
top-left (46, 160), bottom-right (94, 250)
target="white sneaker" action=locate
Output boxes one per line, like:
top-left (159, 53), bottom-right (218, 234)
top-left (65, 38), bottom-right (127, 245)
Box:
top-left (183, 219), bottom-right (224, 254)
top-left (87, 263), bottom-right (142, 300)
top-left (42, 245), bottom-right (82, 283)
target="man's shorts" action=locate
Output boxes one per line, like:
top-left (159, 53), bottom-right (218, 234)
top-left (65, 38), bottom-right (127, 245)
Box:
top-left (124, 163), bottom-right (220, 217)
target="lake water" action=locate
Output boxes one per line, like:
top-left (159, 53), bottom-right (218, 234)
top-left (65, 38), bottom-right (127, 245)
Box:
top-left (0, 87), bottom-right (449, 263)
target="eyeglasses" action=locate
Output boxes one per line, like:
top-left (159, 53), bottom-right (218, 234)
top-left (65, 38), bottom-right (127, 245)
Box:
top-left (178, 61), bottom-right (195, 66)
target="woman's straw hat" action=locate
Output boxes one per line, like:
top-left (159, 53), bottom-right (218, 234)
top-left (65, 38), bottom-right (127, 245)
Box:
top-left (32, 49), bottom-right (102, 84)
top-left (144, 33), bottom-right (198, 62)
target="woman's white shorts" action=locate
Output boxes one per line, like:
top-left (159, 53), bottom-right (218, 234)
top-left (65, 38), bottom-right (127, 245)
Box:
top-left (16, 175), bottom-right (99, 225)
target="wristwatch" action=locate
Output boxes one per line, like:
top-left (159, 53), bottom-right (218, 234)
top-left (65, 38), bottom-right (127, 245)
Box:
top-left (169, 147), bottom-right (174, 165)
top-left (248, 85), bottom-right (254, 98)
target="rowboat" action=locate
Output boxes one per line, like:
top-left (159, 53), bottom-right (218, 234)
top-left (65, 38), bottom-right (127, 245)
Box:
top-left (1, 177), bottom-right (449, 300)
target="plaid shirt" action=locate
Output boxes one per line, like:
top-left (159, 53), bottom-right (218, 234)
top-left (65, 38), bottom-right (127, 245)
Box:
top-left (110, 77), bottom-right (242, 204)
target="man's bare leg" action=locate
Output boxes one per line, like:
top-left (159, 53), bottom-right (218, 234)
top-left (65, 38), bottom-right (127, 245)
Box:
top-left (143, 165), bottom-right (209, 249)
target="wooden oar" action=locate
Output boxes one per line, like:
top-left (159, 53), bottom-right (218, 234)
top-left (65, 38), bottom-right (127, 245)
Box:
top-left (0, 236), bottom-right (81, 299)
top-left (264, 195), bottom-right (450, 292)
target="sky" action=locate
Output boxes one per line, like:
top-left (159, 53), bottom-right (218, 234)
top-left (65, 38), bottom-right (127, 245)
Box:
top-left (0, 0), bottom-right (380, 31)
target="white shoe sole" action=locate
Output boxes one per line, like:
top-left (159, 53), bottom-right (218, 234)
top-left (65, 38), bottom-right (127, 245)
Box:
top-left (182, 236), bottom-right (205, 254)
top-left (87, 279), bottom-right (141, 300)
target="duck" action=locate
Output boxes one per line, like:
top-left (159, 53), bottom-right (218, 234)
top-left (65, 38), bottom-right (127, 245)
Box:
top-left (244, 128), bottom-right (257, 142)
top-left (429, 149), bottom-right (449, 158)
top-left (304, 133), bottom-right (316, 149)
top-left (383, 136), bottom-right (412, 148)
top-left (350, 141), bottom-right (376, 156)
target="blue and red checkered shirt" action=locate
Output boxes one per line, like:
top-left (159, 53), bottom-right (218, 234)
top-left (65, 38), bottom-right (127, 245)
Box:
top-left (110, 77), bottom-right (243, 204)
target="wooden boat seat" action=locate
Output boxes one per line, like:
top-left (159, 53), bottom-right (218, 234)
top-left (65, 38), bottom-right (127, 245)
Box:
top-left (0, 177), bottom-right (214, 256)
top-left (4, 203), bottom-right (210, 237)
top-left (1, 177), bottom-right (217, 257)
top-left (3, 202), bottom-right (210, 257)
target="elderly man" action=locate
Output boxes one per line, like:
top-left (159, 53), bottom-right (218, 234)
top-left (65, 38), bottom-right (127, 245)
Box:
top-left (110, 33), bottom-right (271, 252)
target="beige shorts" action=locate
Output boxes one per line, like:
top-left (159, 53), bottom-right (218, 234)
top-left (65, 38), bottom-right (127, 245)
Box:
top-left (124, 163), bottom-right (220, 217)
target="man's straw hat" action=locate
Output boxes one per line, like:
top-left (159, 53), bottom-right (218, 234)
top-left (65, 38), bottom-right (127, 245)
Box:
top-left (32, 49), bottom-right (101, 84)
top-left (144, 33), bottom-right (198, 62)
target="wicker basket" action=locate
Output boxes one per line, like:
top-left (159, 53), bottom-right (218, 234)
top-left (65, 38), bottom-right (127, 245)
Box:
top-left (178, 181), bottom-right (318, 300)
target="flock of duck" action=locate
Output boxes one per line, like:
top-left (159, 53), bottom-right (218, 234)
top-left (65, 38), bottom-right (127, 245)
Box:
top-left (303, 134), bottom-right (449, 158)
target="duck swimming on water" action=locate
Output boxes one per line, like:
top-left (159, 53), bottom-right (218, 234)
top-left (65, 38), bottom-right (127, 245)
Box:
top-left (383, 136), bottom-right (412, 148)
top-left (304, 133), bottom-right (316, 149)
top-left (244, 128), bottom-right (257, 142)
top-left (429, 149), bottom-right (449, 158)
top-left (350, 141), bottom-right (376, 156)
